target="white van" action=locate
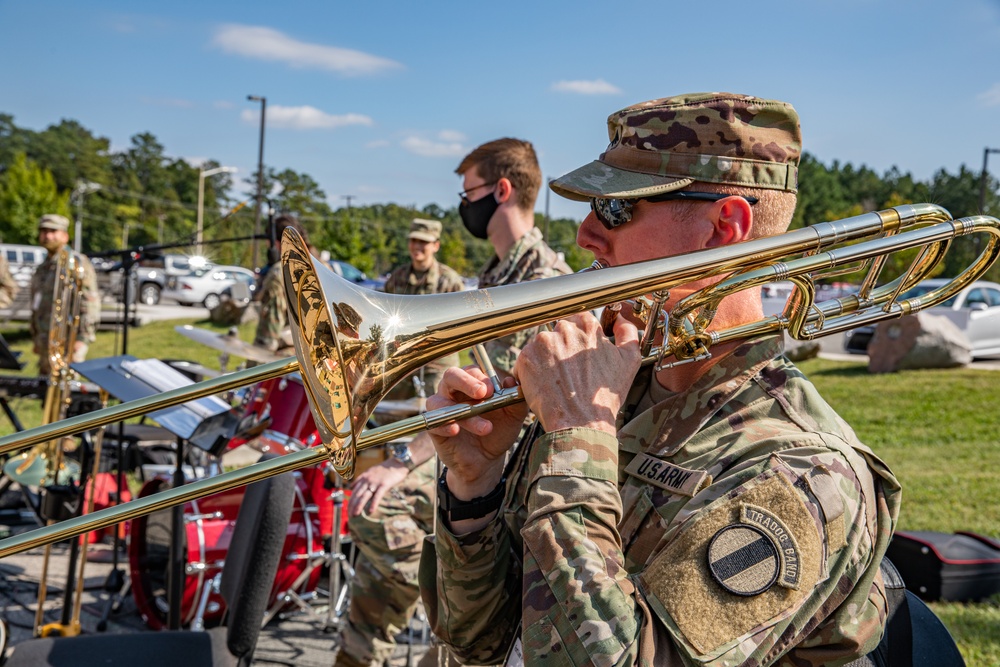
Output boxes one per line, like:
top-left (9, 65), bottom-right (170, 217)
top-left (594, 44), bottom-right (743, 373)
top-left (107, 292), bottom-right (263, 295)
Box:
top-left (1, 244), bottom-right (46, 288)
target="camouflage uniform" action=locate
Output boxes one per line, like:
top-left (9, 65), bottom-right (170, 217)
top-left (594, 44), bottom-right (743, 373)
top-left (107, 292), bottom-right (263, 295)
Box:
top-left (477, 226), bottom-right (571, 373)
top-left (0, 255), bottom-right (17, 309)
top-left (29, 246), bottom-right (100, 377)
top-left (419, 92), bottom-right (902, 666)
top-left (423, 336), bottom-right (900, 666)
top-left (337, 256), bottom-right (466, 667)
top-left (253, 266), bottom-right (292, 354)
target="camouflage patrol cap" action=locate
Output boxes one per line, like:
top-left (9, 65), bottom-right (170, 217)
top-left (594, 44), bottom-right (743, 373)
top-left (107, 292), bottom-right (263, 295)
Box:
top-left (408, 218), bottom-right (442, 242)
top-left (550, 92), bottom-right (801, 201)
top-left (38, 214), bottom-right (70, 232)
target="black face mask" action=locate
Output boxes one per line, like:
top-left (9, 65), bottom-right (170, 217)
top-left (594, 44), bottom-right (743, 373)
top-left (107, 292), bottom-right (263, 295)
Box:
top-left (459, 193), bottom-right (498, 240)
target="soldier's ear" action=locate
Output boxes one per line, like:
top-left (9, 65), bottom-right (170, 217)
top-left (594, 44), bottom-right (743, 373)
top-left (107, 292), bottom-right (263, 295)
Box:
top-left (495, 178), bottom-right (513, 204)
top-left (705, 197), bottom-right (753, 248)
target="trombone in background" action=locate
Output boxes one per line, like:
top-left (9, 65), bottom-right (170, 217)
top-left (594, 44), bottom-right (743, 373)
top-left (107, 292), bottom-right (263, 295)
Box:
top-left (0, 203), bottom-right (998, 560)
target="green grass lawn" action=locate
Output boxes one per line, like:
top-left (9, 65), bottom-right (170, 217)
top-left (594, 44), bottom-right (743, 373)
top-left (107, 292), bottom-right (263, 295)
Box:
top-left (798, 358), bottom-right (1000, 666)
top-left (1, 323), bottom-right (997, 663)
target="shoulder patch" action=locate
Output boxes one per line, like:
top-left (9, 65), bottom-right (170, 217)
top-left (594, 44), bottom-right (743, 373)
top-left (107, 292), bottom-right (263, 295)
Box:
top-left (638, 470), bottom-right (822, 658)
top-left (624, 453), bottom-right (710, 496)
top-left (741, 504), bottom-right (801, 590)
top-left (707, 524), bottom-right (779, 596)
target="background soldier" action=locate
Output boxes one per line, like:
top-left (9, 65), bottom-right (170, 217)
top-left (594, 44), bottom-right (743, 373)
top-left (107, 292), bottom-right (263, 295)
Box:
top-left (253, 213), bottom-right (307, 356)
top-left (335, 218), bottom-right (463, 667)
top-left (29, 214), bottom-right (100, 377)
top-left (456, 138), bottom-right (571, 375)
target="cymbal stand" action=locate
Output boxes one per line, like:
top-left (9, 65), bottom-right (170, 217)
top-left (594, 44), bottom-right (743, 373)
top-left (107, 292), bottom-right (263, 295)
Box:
top-left (323, 489), bottom-right (353, 633)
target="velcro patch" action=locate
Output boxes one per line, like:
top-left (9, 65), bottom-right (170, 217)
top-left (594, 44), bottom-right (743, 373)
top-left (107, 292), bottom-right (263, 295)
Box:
top-left (708, 524), bottom-right (779, 596)
top-left (624, 454), bottom-right (709, 496)
top-left (741, 504), bottom-right (801, 590)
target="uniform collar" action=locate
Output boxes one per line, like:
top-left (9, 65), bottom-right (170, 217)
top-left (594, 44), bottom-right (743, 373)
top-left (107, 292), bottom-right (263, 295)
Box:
top-left (619, 335), bottom-right (784, 456)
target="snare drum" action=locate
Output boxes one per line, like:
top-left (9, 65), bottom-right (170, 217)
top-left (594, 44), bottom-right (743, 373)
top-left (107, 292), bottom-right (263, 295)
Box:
top-left (128, 472), bottom-right (329, 630)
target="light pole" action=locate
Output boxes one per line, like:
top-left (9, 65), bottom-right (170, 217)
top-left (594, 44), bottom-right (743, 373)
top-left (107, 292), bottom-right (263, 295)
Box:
top-left (72, 182), bottom-right (101, 253)
top-left (247, 95), bottom-right (267, 269)
top-left (980, 147), bottom-right (1000, 214)
top-left (197, 166), bottom-right (237, 256)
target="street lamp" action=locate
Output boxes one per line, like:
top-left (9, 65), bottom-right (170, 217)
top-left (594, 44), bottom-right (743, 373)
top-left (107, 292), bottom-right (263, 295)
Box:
top-left (72, 181), bottom-right (102, 253)
top-left (980, 147), bottom-right (1000, 214)
top-left (247, 95), bottom-right (267, 269)
top-left (197, 166), bottom-right (237, 256)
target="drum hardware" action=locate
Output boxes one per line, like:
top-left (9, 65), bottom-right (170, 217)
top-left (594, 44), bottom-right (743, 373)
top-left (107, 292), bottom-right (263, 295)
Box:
top-left (5, 205), bottom-right (1000, 558)
top-left (174, 325), bottom-right (286, 365)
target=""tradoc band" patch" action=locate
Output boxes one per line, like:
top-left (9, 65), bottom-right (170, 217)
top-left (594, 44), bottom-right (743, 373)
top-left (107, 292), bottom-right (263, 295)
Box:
top-left (740, 503), bottom-right (801, 590)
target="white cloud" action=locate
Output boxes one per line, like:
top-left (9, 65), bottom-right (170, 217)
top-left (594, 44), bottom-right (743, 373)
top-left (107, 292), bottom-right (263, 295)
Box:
top-left (550, 79), bottom-right (622, 95)
top-left (242, 105), bottom-right (374, 130)
top-left (977, 83), bottom-right (1000, 107)
top-left (366, 139), bottom-right (391, 149)
top-left (212, 24), bottom-right (402, 76)
top-left (437, 129), bottom-right (466, 143)
top-left (401, 135), bottom-right (466, 158)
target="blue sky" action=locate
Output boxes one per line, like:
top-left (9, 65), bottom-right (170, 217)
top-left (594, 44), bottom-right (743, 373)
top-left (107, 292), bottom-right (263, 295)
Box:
top-left (2, 1), bottom-right (999, 222)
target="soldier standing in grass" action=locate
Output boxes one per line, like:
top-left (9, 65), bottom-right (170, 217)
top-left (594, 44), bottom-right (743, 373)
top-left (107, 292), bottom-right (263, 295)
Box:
top-left (422, 93), bottom-right (901, 666)
top-left (30, 214), bottom-right (99, 377)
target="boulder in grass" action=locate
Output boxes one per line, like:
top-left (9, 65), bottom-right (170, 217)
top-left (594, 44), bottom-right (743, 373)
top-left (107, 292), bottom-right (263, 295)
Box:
top-left (867, 312), bottom-right (971, 373)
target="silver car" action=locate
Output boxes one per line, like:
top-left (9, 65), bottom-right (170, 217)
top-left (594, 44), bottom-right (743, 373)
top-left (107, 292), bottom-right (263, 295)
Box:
top-left (844, 279), bottom-right (1000, 358)
top-left (162, 265), bottom-right (256, 310)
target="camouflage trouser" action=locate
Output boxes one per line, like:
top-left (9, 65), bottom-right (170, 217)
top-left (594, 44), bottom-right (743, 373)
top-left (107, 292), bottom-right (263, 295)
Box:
top-left (335, 457), bottom-right (436, 667)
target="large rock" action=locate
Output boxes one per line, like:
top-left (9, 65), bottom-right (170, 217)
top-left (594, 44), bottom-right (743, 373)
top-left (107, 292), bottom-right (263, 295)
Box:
top-left (867, 312), bottom-right (971, 373)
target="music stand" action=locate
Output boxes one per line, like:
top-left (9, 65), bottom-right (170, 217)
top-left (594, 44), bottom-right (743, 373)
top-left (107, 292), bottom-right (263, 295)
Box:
top-left (0, 332), bottom-right (26, 431)
top-left (72, 355), bottom-right (241, 629)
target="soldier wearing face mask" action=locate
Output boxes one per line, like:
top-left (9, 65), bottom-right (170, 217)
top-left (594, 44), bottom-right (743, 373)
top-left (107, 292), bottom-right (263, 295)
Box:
top-left (456, 138), bottom-right (571, 376)
top-left (29, 214), bottom-right (101, 377)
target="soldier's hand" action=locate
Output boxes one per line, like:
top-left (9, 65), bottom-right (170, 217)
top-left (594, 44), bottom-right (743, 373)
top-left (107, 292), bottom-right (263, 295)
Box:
top-left (514, 311), bottom-right (640, 435)
top-left (426, 365), bottom-right (527, 500)
top-left (348, 463), bottom-right (409, 516)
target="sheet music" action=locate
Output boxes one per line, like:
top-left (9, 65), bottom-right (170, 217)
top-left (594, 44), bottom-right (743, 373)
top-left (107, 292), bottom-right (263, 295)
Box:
top-left (121, 358), bottom-right (226, 420)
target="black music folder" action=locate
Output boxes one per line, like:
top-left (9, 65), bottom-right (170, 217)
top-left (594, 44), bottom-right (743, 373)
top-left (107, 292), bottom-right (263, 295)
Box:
top-left (71, 356), bottom-right (239, 455)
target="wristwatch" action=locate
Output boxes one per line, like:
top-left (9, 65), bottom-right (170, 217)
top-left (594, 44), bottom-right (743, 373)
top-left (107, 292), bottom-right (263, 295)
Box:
top-left (388, 442), bottom-right (415, 470)
top-left (437, 467), bottom-right (506, 522)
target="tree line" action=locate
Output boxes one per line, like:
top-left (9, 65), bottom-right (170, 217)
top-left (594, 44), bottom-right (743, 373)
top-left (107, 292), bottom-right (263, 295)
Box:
top-left (1, 112), bottom-right (998, 282)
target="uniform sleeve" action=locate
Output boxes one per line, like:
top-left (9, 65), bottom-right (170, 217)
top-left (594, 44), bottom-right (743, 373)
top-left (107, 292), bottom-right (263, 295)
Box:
top-left (28, 267), bottom-right (42, 339)
top-left (253, 274), bottom-right (287, 350)
top-left (77, 259), bottom-right (100, 344)
top-left (518, 427), bottom-right (654, 666)
top-left (424, 509), bottom-right (522, 664)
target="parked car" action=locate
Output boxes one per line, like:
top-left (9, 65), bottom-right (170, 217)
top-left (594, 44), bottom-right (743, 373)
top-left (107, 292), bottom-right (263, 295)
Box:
top-left (328, 259), bottom-right (386, 291)
top-left (844, 279), bottom-right (1000, 357)
top-left (96, 253), bottom-right (211, 306)
top-left (162, 265), bottom-right (255, 309)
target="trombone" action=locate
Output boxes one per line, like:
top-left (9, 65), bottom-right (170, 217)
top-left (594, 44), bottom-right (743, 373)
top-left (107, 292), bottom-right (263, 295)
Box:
top-left (0, 203), bottom-right (998, 560)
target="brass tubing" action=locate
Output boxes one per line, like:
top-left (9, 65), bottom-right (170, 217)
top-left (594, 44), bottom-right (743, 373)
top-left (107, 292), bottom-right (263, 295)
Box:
top-left (1, 205), bottom-right (996, 559)
top-left (0, 358), bottom-right (299, 457)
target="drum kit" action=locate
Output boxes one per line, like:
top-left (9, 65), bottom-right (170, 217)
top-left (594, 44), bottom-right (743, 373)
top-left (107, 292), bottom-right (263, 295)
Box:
top-left (117, 326), bottom-right (423, 632)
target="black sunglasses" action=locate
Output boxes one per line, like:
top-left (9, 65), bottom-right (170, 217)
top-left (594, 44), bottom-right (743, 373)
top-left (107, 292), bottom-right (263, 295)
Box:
top-left (458, 181), bottom-right (498, 206)
top-left (590, 191), bottom-right (759, 230)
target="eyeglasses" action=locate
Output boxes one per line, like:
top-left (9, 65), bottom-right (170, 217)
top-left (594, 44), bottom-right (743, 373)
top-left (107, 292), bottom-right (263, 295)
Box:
top-left (590, 191), bottom-right (759, 230)
top-left (458, 181), bottom-right (497, 205)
